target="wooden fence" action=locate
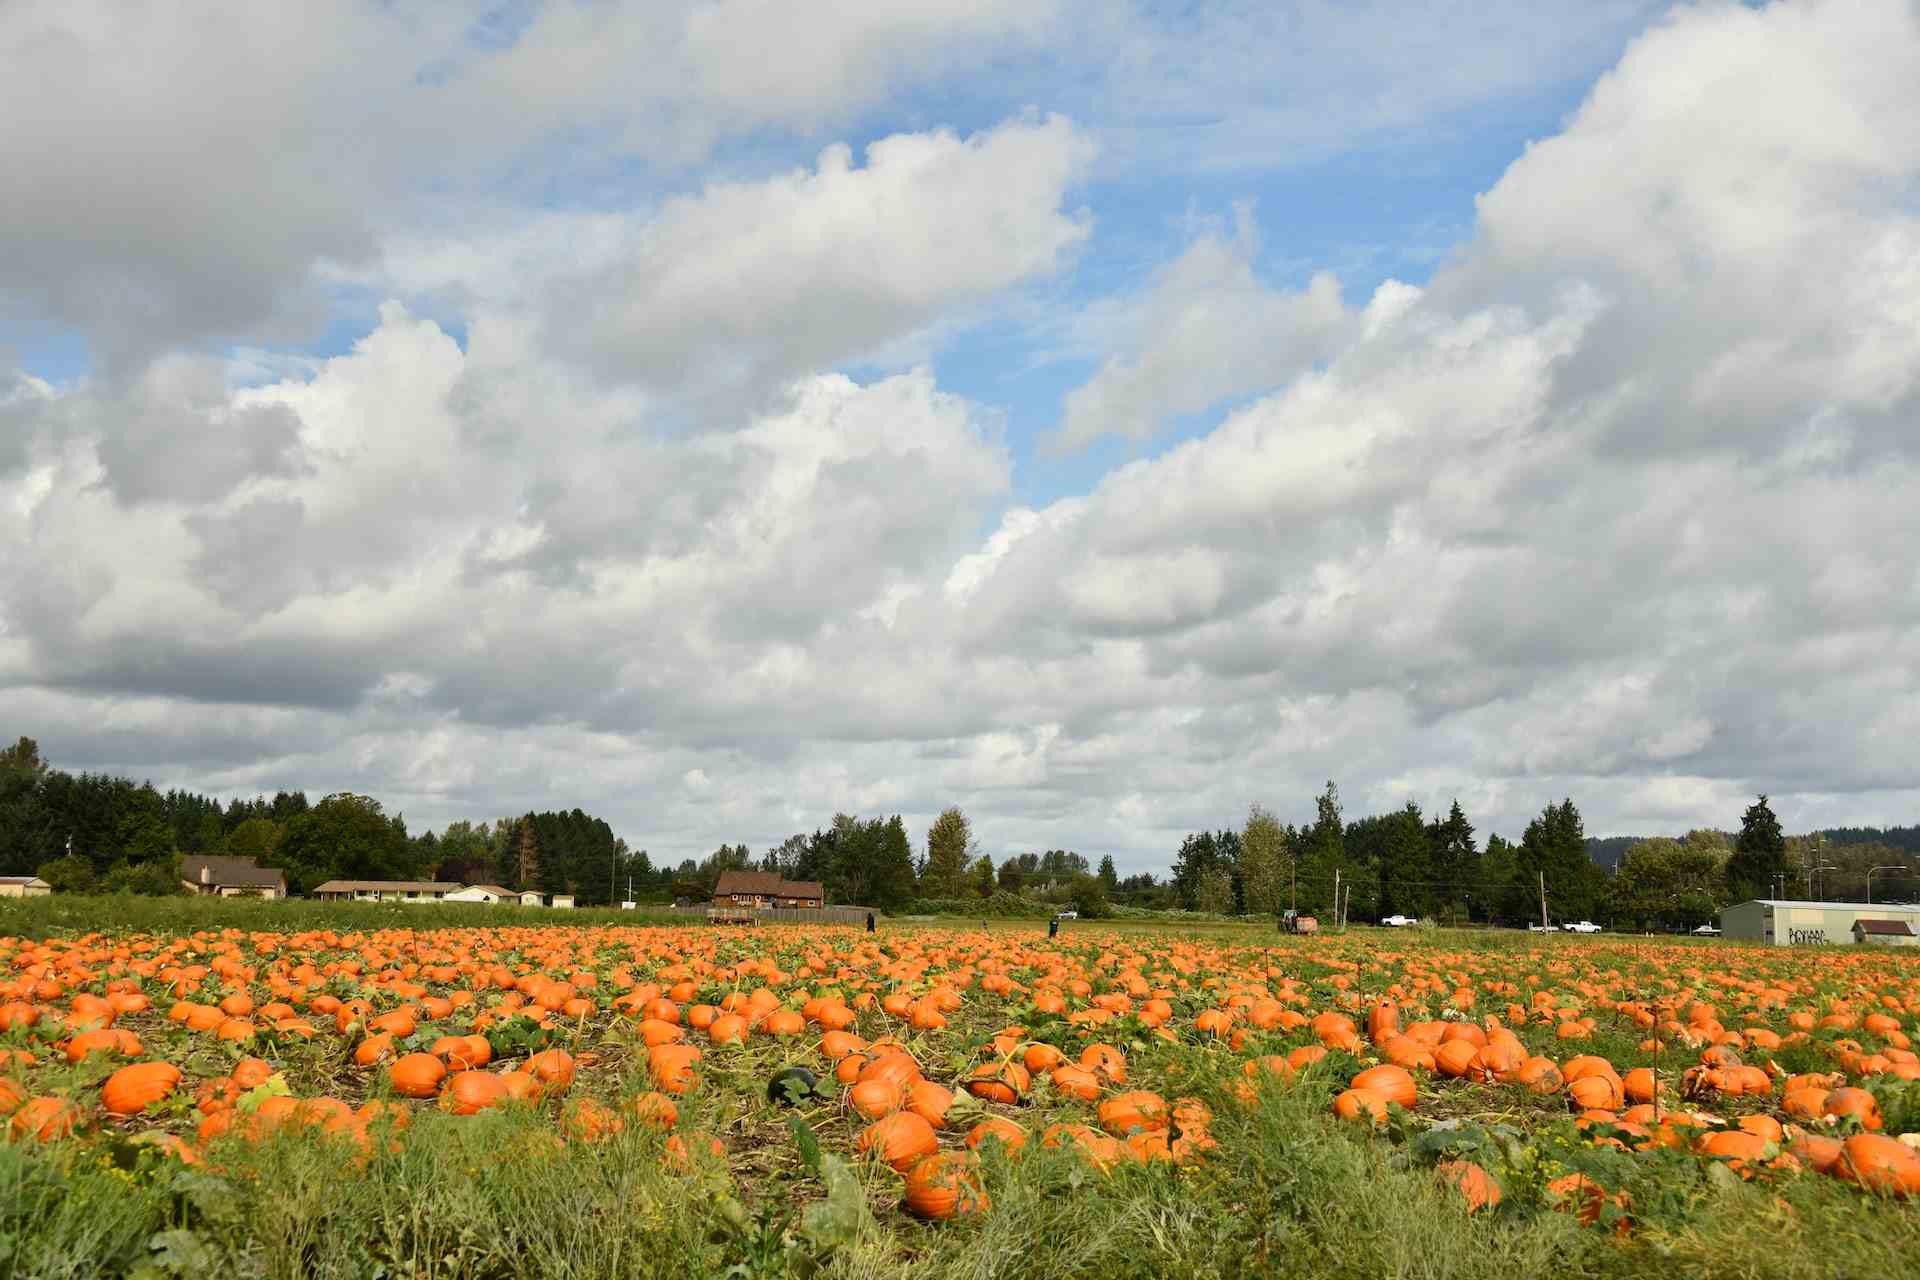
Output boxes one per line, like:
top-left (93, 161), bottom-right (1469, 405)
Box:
top-left (659, 905), bottom-right (876, 927)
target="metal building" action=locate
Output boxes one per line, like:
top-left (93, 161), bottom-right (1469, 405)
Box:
top-left (1719, 899), bottom-right (1920, 946)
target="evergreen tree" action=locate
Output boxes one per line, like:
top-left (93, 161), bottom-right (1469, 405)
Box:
top-left (1478, 833), bottom-right (1524, 922)
top-left (1517, 799), bottom-right (1602, 922)
top-left (1096, 854), bottom-right (1118, 893)
top-left (1170, 831), bottom-right (1221, 910)
top-left (1377, 801), bottom-right (1432, 918)
top-left (1725, 795), bottom-right (1787, 903)
top-left (1427, 799), bottom-right (1478, 922)
top-left (0, 738), bottom-right (57, 873)
top-left (1296, 781), bottom-right (1344, 915)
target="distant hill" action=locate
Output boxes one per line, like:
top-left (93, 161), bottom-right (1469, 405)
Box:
top-left (1818, 825), bottom-right (1920, 854)
top-left (1584, 837), bottom-right (1642, 872)
top-left (1587, 825), bottom-right (1920, 871)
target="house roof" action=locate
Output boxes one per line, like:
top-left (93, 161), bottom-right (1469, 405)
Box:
top-left (713, 869), bottom-right (825, 898)
top-left (181, 855), bottom-right (286, 888)
top-left (0, 875), bottom-right (49, 886)
top-left (311, 880), bottom-right (456, 894)
top-left (1853, 919), bottom-right (1916, 936)
top-left (463, 884), bottom-right (514, 897)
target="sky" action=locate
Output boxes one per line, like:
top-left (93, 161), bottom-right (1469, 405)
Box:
top-left (4, 0), bottom-right (1919, 873)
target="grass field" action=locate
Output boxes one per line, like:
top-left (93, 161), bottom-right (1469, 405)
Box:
top-left (1, 897), bottom-right (1916, 1279)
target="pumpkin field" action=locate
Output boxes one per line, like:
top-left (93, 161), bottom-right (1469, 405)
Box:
top-left (2, 904), bottom-right (1919, 1278)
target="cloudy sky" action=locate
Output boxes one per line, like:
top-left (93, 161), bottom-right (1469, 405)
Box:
top-left (4, 0), bottom-right (1918, 872)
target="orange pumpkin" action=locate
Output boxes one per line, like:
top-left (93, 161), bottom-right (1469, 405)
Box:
top-left (1837, 1133), bottom-right (1920, 1197)
top-left (1096, 1090), bottom-right (1169, 1137)
top-left (389, 1053), bottom-right (447, 1099)
top-left (1332, 1089), bottom-right (1388, 1128)
top-left (1349, 1065), bottom-right (1416, 1109)
top-left (11, 1096), bottom-right (81, 1141)
top-left (965, 1116), bottom-right (1027, 1155)
top-left (903, 1151), bottom-right (990, 1219)
top-left (524, 1049), bottom-right (576, 1092)
top-left (101, 1062), bottom-right (182, 1116)
top-left (858, 1112), bottom-right (939, 1172)
top-left (1824, 1088), bottom-right (1882, 1130)
top-left (1437, 1160), bottom-right (1501, 1213)
top-left (439, 1070), bottom-right (510, 1115)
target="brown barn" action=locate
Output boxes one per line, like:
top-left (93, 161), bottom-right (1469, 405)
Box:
top-left (711, 870), bottom-right (825, 909)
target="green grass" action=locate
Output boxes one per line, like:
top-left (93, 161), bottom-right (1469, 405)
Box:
top-left (0, 892), bottom-right (688, 940)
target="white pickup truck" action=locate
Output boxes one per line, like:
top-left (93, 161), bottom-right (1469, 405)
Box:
top-left (1380, 914), bottom-right (1419, 927)
top-left (1563, 920), bottom-right (1602, 934)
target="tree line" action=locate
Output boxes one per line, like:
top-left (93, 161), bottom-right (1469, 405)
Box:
top-left (4, 734), bottom-right (1912, 923)
top-left (1147, 787), bottom-right (1911, 930)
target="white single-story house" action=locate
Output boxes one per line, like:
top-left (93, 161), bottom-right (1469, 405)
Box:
top-left (519, 890), bottom-right (545, 906)
top-left (444, 883), bottom-right (514, 904)
top-left (311, 880), bottom-right (460, 903)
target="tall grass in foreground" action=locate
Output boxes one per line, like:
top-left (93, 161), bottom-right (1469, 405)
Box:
top-left (4, 1052), bottom-right (1915, 1280)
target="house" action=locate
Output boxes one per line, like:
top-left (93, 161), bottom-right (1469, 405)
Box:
top-left (311, 880), bottom-right (460, 903)
top-left (180, 855), bottom-right (287, 899)
top-left (443, 884), bottom-right (514, 904)
top-left (519, 890), bottom-right (545, 907)
top-left (1853, 919), bottom-right (1918, 947)
top-left (711, 870), bottom-right (826, 910)
top-left (0, 875), bottom-right (52, 898)
top-left (550, 894), bottom-right (575, 909)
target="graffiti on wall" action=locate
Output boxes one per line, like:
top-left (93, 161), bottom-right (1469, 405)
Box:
top-left (1787, 927), bottom-right (1829, 946)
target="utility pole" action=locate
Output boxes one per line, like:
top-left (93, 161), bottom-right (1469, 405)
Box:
top-left (1539, 872), bottom-right (1549, 931)
top-left (1332, 868), bottom-right (1340, 928)
top-left (1290, 859), bottom-right (1297, 913)
top-left (1342, 882), bottom-right (1351, 929)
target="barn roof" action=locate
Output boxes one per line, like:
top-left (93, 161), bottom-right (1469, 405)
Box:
top-left (713, 870), bottom-right (825, 899)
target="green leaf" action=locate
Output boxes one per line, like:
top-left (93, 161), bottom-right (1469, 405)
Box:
top-left (798, 1155), bottom-right (873, 1251)
top-left (235, 1074), bottom-right (291, 1114)
top-left (788, 1116), bottom-right (822, 1174)
top-left (1704, 1159), bottom-right (1746, 1195)
top-left (141, 1230), bottom-right (220, 1277)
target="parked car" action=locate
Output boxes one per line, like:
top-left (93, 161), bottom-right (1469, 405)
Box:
top-left (1691, 923), bottom-right (1721, 935)
top-left (1564, 920), bottom-right (1602, 934)
top-left (1380, 914), bottom-right (1419, 927)
top-left (1055, 910), bottom-right (1078, 920)
top-left (1527, 922), bottom-right (1561, 933)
